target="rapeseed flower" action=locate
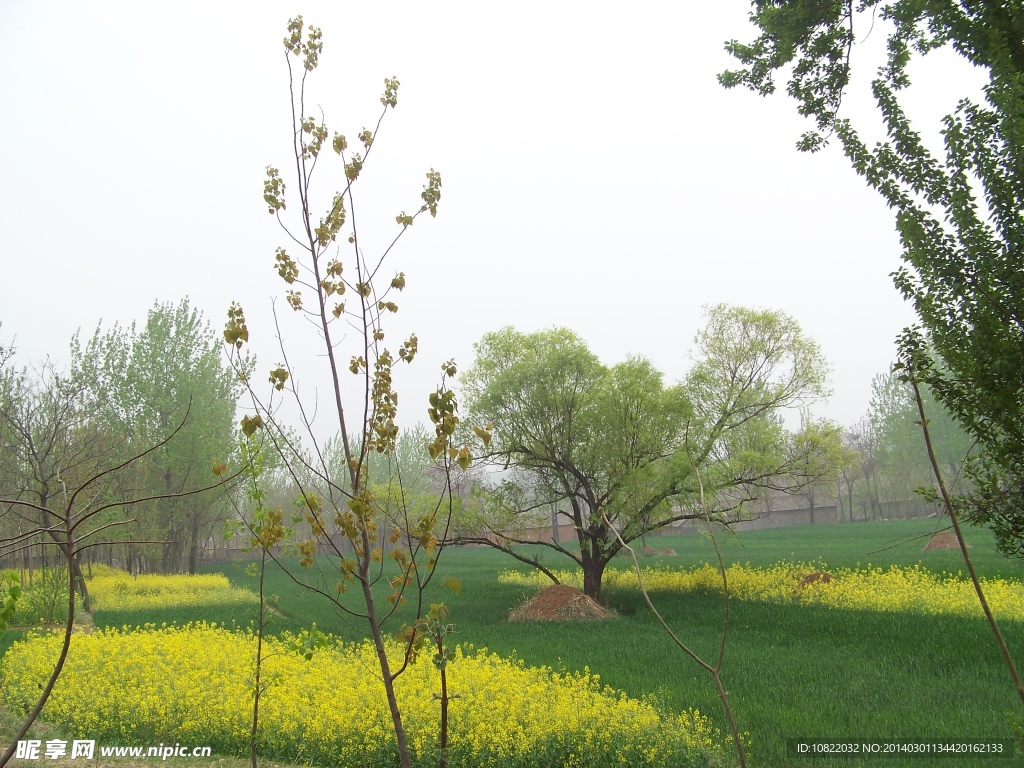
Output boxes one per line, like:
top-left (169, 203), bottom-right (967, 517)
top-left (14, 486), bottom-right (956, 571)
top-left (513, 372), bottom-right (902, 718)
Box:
top-left (1, 624), bottom-right (727, 767)
top-left (499, 562), bottom-right (1024, 620)
top-left (87, 565), bottom-right (258, 613)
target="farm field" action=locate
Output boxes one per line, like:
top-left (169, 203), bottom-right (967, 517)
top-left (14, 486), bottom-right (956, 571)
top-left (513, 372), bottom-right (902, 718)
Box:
top-left (2, 518), bottom-right (1023, 767)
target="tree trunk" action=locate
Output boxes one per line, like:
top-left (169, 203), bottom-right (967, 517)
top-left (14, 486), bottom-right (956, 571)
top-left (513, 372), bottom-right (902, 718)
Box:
top-left (73, 553), bottom-right (91, 613)
top-left (188, 510), bottom-right (202, 574)
top-left (361, 571), bottom-right (412, 767)
top-left (24, 537), bottom-right (33, 587)
top-left (581, 552), bottom-right (607, 601)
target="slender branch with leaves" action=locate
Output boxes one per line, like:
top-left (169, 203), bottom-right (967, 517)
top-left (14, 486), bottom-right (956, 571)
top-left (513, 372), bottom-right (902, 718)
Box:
top-left (896, 354), bottom-right (1024, 711)
top-left (222, 18), bottom-right (474, 768)
top-left (600, 423), bottom-right (747, 768)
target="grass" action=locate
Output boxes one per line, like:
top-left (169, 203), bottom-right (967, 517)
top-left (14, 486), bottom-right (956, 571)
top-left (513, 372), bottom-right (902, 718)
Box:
top-left (191, 519), bottom-right (1024, 767)
top-left (4, 517), bottom-right (1023, 767)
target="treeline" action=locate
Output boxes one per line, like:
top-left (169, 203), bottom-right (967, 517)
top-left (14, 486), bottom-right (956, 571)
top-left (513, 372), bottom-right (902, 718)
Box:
top-left (830, 372), bottom-right (974, 523)
top-left (0, 298), bottom-right (464, 578)
top-left (0, 296), bottom-right (980, 581)
top-left (0, 299), bottom-right (242, 575)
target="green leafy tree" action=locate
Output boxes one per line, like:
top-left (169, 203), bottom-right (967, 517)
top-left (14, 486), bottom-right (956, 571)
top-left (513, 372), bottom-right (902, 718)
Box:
top-left (221, 18), bottom-right (469, 768)
top-left (870, 369), bottom-right (975, 510)
top-left (721, 1), bottom-right (1024, 555)
top-left (461, 305), bottom-right (831, 599)
top-left (788, 412), bottom-right (845, 524)
top-left (70, 298), bottom-right (242, 573)
top-left (836, 426), bottom-right (865, 522)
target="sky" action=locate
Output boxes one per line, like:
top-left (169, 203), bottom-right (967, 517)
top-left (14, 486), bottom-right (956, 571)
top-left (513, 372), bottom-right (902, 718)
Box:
top-left (0, 2), bottom-right (989, 439)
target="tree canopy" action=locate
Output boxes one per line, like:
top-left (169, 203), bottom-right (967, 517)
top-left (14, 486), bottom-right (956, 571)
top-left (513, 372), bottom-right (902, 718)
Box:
top-left (70, 298), bottom-right (241, 573)
top-left (722, 0), bottom-right (1024, 557)
top-left (461, 305), bottom-right (831, 598)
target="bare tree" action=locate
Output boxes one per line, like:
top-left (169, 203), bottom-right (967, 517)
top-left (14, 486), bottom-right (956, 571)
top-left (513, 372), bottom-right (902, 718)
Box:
top-left (0, 373), bottom-right (238, 768)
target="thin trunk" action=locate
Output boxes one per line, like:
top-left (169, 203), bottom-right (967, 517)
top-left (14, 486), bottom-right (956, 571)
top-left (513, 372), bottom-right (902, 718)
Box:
top-left (359, 529), bottom-right (412, 768)
top-left (0, 535), bottom-right (77, 767)
top-left (911, 376), bottom-right (1024, 709)
top-left (23, 537), bottom-right (32, 587)
top-left (365, 595), bottom-right (411, 768)
top-left (438, 632), bottom-right (449, 768)
top-left (73, 553), bottom-right (91, 613)
top-left (188, 510), bottom-right (202, 575)
top-left (250, 549), bottom-right (267, 768)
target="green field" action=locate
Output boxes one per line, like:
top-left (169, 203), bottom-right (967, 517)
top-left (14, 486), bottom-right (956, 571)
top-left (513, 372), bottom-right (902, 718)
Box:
top-left (5, 517), bottom-right (1024, 767)
top-left (201, 519), bottom-right (1024, 768)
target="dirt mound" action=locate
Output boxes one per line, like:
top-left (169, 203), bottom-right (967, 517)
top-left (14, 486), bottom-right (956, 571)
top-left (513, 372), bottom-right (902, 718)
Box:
top-left (798, 571), bottom-right (836, 588)
top-left (924, 531), bottom-right (970, 550)
top-left (508, 584), bottom-right (615, 622)
top-left (661, 548), bottom-right (677, 556)
top-left (640, 546), bottom-right (660, 556)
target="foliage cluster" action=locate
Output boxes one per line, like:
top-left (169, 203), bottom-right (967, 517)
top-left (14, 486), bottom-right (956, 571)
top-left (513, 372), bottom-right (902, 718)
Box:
top-left (0, 570), bottom-right (20, 635)
top-left (722, 0), bottom-right (1024, 558)
top-left (14, 567), bottom-right (70, 627)
top-left (0, 623), bottom-right (727, 768)
top-left (499, 561), bottom-right (1024, 621)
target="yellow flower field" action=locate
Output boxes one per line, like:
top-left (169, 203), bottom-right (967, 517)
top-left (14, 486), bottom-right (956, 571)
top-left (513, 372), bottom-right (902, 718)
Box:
top-left (0, 624), bottom-right (726, 768)
top-left (499, 562), bottom-right (1024, 620)
top-left (87, 565), bottom-right (259, 613)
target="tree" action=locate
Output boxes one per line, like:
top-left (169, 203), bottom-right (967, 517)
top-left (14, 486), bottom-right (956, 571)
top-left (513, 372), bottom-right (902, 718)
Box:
top-left (220, 18), bottom-right (471, 768)
top-left (836, 426), bottom-right (864, 522)
top-left (721, 1), bottom-right (1024, 554)
top-left (70, 298), bottom-right (241, 573)
top-left (870, 369), bottom-right (975, 510)
top-left (0, 349), bottom-right (235, 767)
top-left (461, 304), bottom-right (831, 600)
top-left (0, 363), bottom-right (96, 608)
top-left (788, 412), bottom-right (845, 525)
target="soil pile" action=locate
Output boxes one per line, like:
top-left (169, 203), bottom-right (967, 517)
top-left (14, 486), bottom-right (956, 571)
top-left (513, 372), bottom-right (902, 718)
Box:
top-left (508, 584), bottom-right (615, 622)
top-left (924, 531), bottom-right (969, 550)
top-left (798, 571), bottom-right (836, 588)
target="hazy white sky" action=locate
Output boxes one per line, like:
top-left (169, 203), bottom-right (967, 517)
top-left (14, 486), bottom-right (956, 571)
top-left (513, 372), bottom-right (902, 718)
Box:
top-left (0, 2), bottom-right (988, 434)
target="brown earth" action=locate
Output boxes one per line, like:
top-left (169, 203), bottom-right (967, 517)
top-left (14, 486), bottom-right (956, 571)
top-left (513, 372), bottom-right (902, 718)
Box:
top-left (924, 531), bottom-right (969, 550)
top-left (798, 571), bottom-right (836, 588)
top-left (508, 584), bottom-right (615, 622)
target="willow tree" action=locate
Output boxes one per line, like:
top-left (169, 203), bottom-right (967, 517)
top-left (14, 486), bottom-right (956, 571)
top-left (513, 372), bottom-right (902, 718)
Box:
top-left (461, 304), bottom-right (831, 599)
top-left (721, 0), bottom-right (1024, 556)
